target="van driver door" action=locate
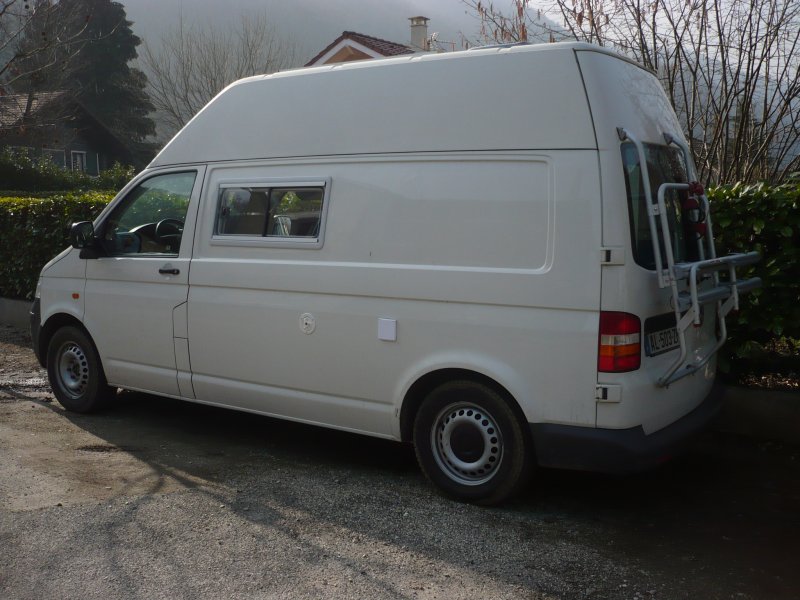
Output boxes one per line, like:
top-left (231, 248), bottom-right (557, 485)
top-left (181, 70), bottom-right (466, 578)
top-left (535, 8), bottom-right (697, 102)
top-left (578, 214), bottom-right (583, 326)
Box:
top-left (83, 168), bottom-right (205, 397)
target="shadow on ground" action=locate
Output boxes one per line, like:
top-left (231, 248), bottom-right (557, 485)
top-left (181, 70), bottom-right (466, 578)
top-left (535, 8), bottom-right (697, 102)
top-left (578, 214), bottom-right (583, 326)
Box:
top-left (3, 324), bottom-right (799, 599)
top-left (40, 387), bottom-right (800, 599)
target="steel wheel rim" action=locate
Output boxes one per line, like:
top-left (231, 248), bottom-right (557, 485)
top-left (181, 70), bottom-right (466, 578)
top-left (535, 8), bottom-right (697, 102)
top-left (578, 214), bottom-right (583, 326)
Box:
top-left (56, 341), bottom-right (90, 399)
top-left (430, 402), bottom-right (503, 486)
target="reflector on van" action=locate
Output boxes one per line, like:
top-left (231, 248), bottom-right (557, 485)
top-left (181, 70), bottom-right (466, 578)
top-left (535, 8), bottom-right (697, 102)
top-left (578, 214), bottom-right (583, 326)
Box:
top-left (598, 311), bottom-right (641, 372)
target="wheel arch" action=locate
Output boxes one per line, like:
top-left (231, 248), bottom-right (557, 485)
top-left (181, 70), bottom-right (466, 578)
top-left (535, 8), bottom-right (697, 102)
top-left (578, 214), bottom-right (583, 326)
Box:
top-left (398, 368), bottom-right (530, 443)
top-left (38, 313), bottom-right (93, 368)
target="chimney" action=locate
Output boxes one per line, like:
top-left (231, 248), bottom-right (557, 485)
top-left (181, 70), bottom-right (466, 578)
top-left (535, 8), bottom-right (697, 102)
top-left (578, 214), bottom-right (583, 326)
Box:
top-left (409, 16), bottom-right (430, 51)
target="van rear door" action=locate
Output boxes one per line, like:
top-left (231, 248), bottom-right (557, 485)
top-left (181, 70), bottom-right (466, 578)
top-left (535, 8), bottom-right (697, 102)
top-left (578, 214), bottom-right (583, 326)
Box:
top-left (575, 47), bottom-right (714, 379)
top-left (574, 48), bottom-right (759, 433)
top-left (576, 50), bottom-right (715, 434)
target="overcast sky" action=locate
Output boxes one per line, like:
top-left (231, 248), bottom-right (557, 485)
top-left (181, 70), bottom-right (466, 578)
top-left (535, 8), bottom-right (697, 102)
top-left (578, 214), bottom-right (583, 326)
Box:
top-left (121, 0), bottom-right (485, 64)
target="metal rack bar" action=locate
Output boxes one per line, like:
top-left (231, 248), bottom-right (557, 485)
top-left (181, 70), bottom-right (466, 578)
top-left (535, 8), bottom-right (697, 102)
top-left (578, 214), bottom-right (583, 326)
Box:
top-left (617, 127), bottom-right (761, 387)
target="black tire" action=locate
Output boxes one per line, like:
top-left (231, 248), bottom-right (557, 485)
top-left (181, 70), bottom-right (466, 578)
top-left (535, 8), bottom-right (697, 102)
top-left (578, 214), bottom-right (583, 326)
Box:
top-left (47, 326), bottom-right (114, 413)
top-left (413, 380), bottom-right (533, 505)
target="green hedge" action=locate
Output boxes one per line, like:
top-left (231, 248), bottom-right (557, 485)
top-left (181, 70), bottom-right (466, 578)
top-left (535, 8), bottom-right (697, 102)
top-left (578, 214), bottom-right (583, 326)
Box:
top-left (0, 147), bottom-right (136, 192)
top-left (1, 181), bottom-right (797, 363)
top-left (708, 180), bottom-right (800, 358)
top-left (0, 192), bottom-right (114, 300)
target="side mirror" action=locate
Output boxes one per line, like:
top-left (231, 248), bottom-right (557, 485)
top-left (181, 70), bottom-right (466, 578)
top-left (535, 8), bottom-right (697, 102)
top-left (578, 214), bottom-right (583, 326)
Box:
top-left (70, 221), bottom-right (104, 259)
top-left (70, 221), bottom-right (95, 249)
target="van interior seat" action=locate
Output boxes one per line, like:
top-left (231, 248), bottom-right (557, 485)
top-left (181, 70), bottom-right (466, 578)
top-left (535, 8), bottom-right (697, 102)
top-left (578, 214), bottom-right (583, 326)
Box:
top-left (224, 191), bottom-right (268, 235)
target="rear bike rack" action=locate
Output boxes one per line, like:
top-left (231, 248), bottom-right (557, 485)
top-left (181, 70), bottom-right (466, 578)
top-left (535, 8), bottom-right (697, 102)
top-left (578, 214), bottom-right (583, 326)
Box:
top-left (617, 128), bottom-right (761, 387)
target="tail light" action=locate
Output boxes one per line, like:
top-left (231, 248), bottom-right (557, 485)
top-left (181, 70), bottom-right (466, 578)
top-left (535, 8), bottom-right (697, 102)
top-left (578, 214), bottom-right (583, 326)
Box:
top-left (598, 311), bottom-right (641, 372)
top-left (684, 181), bottom-right (707, 238)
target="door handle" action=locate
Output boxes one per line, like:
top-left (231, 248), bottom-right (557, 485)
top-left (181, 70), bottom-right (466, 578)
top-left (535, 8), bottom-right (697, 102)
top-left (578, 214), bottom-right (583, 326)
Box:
top-left (159, 267), bottom-right (180, 275)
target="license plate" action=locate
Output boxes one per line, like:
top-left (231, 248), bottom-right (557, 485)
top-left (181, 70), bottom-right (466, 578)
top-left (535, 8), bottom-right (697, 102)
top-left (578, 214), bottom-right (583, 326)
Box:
top-left (645, 327), bottom-right (680, 356)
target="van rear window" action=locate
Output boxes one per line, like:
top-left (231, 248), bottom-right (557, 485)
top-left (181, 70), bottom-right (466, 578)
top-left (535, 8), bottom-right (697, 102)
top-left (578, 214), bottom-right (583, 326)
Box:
top-left (621, 143), bottom-right (699, 270)
top-left (216, 186), bottom-right (323, 238)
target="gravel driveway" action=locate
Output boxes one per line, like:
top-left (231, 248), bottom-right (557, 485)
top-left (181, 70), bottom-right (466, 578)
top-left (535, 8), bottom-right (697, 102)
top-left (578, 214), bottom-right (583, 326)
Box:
top-left (1, 324), bottom-right (798, 599)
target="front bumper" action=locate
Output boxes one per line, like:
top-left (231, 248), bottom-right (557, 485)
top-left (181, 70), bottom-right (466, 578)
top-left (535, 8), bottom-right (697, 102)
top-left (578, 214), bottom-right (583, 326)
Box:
top-left (30, 298), bottom-right (45, 368)
top-left (531, 384), bottom-right (723, 474)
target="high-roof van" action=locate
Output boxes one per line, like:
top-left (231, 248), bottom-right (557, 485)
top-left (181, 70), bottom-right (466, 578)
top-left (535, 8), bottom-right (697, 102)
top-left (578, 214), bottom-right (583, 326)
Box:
top-left (31, 42), bottom-right (759, 504)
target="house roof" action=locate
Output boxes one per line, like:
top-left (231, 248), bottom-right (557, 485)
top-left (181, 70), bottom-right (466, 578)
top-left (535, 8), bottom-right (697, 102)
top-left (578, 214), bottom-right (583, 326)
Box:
top-left (305, 31), bottom-right (414, 66)
top-left (0, 89), bottom-right (142, 165)
top-left (0, 91), bottom-right (67, 130)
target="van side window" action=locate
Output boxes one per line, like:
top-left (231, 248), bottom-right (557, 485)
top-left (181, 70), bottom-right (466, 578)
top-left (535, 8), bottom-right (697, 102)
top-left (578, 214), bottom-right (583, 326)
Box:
top-left (101, 171), bottom-right (196, 256)
top-left (215, 186), bottom-right (324, 239)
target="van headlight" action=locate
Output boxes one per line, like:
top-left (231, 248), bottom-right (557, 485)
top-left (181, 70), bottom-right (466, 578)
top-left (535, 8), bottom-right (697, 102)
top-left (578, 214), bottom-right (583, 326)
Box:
top-left (35, 278), bottom-right (42, 299)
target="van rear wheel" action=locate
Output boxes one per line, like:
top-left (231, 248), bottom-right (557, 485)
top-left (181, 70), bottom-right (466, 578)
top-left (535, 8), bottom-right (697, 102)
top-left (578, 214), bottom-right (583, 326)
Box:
top-left (413, 381), bottom-right (532, 505)
top-left (47, 326), bottom-right (113, 413)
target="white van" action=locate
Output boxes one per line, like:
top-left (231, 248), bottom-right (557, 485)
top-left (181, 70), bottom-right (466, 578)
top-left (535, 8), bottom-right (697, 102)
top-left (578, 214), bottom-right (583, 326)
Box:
top-left (31, 42), bottom-right (759, 504)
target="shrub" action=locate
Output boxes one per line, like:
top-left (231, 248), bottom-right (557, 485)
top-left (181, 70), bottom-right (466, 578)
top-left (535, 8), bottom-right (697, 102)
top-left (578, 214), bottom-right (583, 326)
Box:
top-left (0, 147), bottom-right (136, 192)
top-left (0, 192), bottom-right (114, 300)
top-left (0, 190), bottom-right (78, 198)
top-left (95, 162), bottom-right (137, 191)
top-left (708, 179), bottom-right (800, 359)
top-left (1, 179), bottom-right (796, 370)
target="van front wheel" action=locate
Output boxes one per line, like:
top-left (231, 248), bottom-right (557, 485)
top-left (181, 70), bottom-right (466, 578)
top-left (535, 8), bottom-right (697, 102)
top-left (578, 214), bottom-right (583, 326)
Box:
top-left (413, 381), bottom-right (532, 505)
top-left (47, 326), bottom-right (113, 413)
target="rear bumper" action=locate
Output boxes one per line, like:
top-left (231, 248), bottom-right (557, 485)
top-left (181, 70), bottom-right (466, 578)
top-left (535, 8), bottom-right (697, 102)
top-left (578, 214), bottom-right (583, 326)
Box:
top-left (531, 384), bottom-right (723, 474)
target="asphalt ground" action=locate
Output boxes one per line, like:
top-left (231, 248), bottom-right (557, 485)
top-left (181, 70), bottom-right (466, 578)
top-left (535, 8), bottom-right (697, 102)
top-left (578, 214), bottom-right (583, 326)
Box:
top-left (1, 324), bottom-right (799, 599)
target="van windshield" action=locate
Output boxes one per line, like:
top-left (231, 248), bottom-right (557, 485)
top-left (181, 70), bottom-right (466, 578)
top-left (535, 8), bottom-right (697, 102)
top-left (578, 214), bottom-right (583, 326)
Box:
top-left (621, 142), bottom-right (699, 270)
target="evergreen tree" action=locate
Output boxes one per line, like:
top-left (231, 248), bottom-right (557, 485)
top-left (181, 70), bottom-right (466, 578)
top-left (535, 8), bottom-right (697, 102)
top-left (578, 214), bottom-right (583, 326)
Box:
top-left (66, 0), bottom-right (155, 148)
top-left (11, 0), bottom-right (155, 157)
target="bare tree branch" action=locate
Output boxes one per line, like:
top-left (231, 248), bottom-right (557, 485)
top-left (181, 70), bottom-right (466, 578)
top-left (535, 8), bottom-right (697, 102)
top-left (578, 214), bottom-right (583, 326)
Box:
top-left (0, 0), bottom-right (97, 88)
top-left (140, 12), bottom-right (297, 136)
top-left (466, 0), bottom-right (800, 183)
